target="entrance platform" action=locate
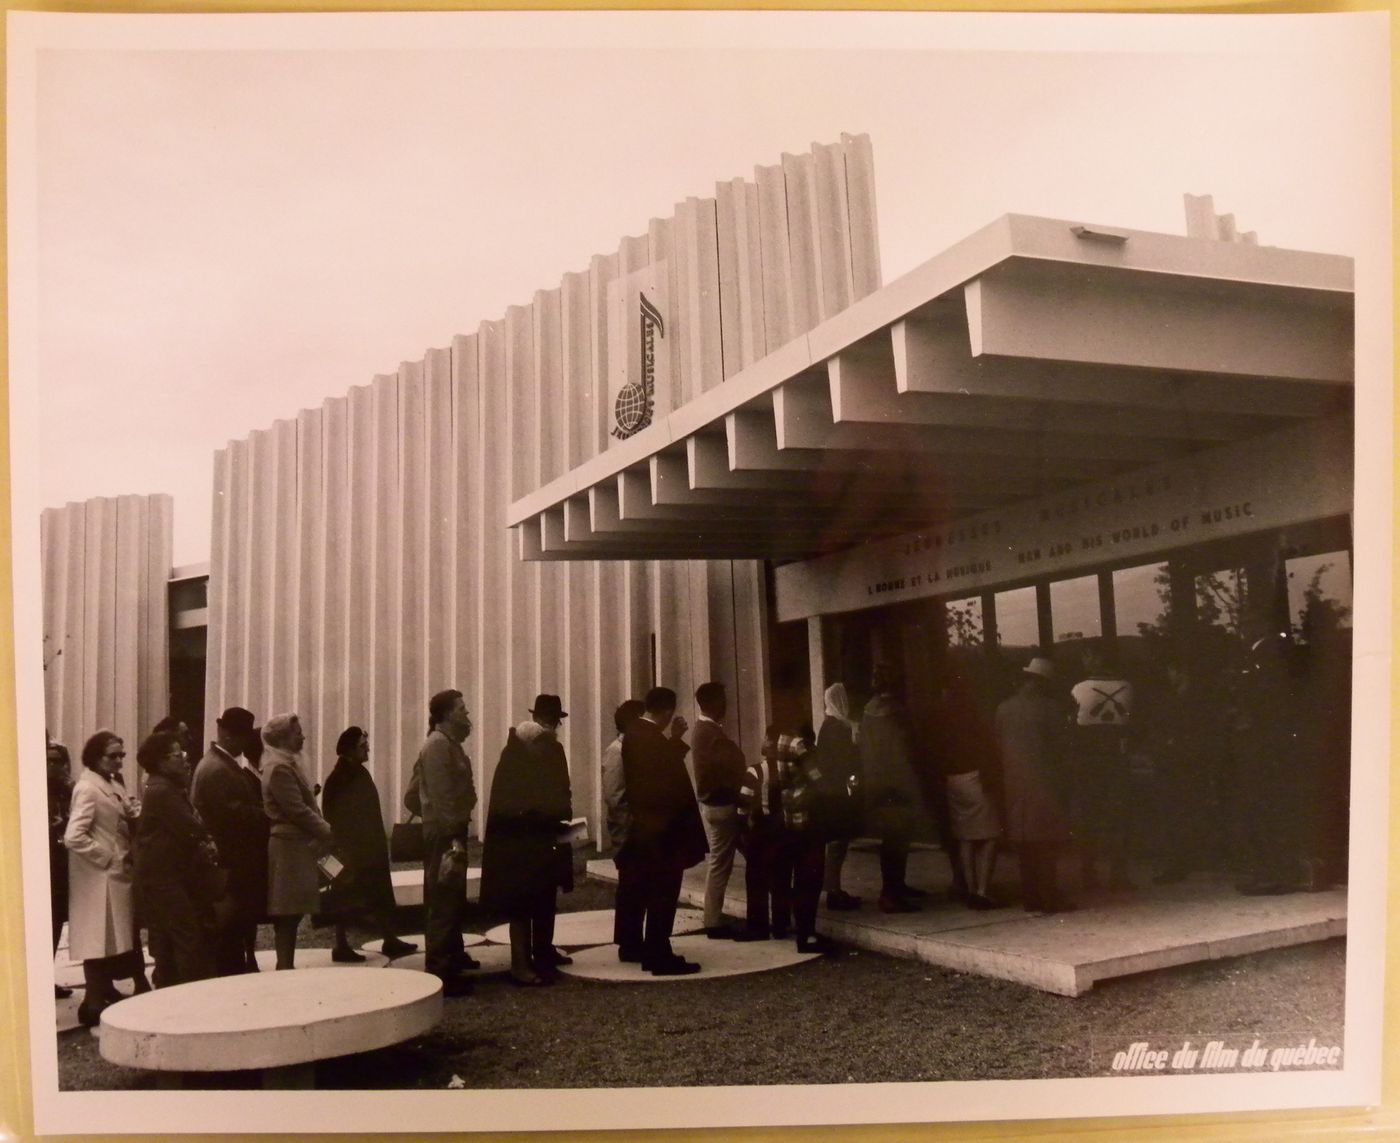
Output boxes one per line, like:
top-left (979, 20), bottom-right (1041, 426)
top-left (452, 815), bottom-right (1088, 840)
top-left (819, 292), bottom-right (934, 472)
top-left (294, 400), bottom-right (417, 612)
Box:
top-left (585, 844), bottom-right (1346, 997)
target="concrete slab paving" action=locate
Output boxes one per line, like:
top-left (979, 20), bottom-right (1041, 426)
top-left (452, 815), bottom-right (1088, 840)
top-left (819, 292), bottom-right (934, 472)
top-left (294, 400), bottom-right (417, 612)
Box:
top-left (482, 907), bottom-right (705, 949)
top-left (585, 851), bottom-right (1347, 997)
top-left (562, 933), bottom-right (818, 984)
top-left (379, 943), bottom-right (514, 976)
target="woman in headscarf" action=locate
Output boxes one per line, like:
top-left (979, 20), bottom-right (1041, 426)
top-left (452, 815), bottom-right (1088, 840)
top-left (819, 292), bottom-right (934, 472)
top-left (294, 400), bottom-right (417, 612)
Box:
top-left (64, 731), bottom-right (152, 1026)
top-left (47, 739), bottom-right (74, 999)
top-left (133, 730), bottom-right (223, 987)
top-left (320, 726), bottom-right (417, 962)
top-left (480, 695), bottom-right (574, 986)
top-left (260, 713), bottom-right (333, 970)
top-left (817, 683), bottom-right (863, 911)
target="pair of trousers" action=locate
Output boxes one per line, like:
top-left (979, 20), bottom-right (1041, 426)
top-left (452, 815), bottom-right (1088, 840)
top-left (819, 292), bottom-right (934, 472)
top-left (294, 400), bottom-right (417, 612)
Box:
top-left (423, 830), bottom-right (469, 979)
top-left (747, 828), bottom-right (824, 937)
top-left (879, 839), bottom-right (909, 893)
top-left (698, 802), bottom-right (741, 928)
top-left (144, 886), bottom-right (216, 988)
top-left (614, 849), bottom-right (682, 962)
top-left (823, 838), bottom-right (849, 893)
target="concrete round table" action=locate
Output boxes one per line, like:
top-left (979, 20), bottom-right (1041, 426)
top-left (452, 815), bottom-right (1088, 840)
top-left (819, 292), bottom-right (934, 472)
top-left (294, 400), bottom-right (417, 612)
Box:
top-left (98, 967), bottom-right (442, 1088)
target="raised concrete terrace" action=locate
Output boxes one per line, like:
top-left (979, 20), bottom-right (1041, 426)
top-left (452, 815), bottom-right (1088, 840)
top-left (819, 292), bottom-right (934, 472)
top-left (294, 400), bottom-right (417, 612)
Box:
top-left (585, 844), bottom-right (1347, 997)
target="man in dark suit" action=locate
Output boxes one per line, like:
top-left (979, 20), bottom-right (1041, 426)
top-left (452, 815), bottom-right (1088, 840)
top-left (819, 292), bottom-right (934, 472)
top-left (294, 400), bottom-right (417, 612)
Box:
top-left (191, 706), bottom-right (269, 975)
top-left (691, 681), bottom-right (760, 940)
top-left (617, 686), bottom-right (707, 976)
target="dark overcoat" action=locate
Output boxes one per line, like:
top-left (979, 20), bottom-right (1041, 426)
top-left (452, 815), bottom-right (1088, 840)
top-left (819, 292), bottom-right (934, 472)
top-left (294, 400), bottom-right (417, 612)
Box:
top-left (320, 758), bottom-right (396, 919)
top-left (994, 684), bottom-right (1074, 843)
top-left (479, 724), bottom-right (572, 914)
top-left (619, 717), bottom-right (707, 871)
top-left (191, 744), bottom-right (270, 923)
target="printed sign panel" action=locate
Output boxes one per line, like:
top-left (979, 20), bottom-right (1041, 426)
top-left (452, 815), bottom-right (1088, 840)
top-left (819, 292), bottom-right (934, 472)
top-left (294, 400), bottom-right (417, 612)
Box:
top-left (607, 262), bottom-right (671, 442)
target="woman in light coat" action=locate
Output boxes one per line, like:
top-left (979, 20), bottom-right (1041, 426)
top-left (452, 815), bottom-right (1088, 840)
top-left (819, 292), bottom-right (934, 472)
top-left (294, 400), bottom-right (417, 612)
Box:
top-left (64, 730), bottom-right (152, 1026)
top-left (260, 713), bottom-right (333, 970)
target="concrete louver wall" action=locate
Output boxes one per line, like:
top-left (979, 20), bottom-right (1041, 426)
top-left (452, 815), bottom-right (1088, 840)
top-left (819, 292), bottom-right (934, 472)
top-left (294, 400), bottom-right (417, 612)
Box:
top-left (41, 495), bottom-right (173, 791)
top-left (203, 134), bottom-right (881, 839)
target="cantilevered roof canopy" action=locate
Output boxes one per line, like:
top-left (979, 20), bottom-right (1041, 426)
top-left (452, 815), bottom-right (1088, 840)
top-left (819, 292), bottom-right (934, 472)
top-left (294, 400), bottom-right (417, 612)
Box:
top-left (508, 213), bottom-right (1353, 563)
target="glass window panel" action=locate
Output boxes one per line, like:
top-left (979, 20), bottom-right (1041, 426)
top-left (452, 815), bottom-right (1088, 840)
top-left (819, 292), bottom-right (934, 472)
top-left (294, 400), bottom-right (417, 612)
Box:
top-left (944, 596), bottom-right (984, 649)
top-left (1049, 574), bottom-right (1101, 647)
top-left (994, 585), bottom-right (1039, 655)
top-left (1288, 550), bottom-right (1353, 641)
top-left (1114, 562), bottom-right (1169, 638)
top-left (1195, 568), bottom-right (1246, 634)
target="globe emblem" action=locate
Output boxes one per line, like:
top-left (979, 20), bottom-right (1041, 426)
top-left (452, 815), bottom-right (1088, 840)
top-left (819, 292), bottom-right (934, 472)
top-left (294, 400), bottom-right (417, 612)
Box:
top-left (614, 382), bottom-right (650, 436)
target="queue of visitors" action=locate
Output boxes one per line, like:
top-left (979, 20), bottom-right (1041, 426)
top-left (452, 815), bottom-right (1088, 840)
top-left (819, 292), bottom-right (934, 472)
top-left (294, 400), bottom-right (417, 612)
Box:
top-left (47, 629), bottom-right (1337, 1018)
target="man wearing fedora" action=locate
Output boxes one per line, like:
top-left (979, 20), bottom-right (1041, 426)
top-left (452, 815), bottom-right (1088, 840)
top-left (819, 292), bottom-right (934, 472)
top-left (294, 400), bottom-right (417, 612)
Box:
top-left (192, 706), bottom-right (270, 975)
top-left (994, 657), bottom-right (1076, 914)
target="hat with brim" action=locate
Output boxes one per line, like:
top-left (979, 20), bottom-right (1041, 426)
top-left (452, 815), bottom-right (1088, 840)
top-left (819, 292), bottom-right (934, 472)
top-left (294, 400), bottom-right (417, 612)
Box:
top-left (530, 694), bottom-right (568, 721)
top-left (217, 706), bottom-right (256, 735)
top-left (1023, 657), bottom-right (1056, 680)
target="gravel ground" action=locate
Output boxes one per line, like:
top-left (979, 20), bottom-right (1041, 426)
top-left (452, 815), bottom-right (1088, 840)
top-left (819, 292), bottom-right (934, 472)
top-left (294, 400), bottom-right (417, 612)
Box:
top-left (53, 869), bottom-right (1345, 1093)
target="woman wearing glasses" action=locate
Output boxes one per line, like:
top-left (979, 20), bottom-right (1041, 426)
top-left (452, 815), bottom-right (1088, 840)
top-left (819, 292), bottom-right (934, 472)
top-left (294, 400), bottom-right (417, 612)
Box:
top-left (63, 731), bottom-right (152, 1026)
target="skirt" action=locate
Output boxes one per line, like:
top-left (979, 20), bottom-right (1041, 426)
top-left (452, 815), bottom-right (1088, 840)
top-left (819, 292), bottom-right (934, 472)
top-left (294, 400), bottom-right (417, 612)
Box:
top-left (267, 834), bottom-right (321, 916)
top-left (947, 771), bottom-right (1001, 842)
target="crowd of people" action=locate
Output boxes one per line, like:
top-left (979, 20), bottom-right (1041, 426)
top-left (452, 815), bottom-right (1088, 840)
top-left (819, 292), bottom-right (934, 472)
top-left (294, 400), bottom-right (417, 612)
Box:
top-left (45, 629), bottom-right (1340, 1018)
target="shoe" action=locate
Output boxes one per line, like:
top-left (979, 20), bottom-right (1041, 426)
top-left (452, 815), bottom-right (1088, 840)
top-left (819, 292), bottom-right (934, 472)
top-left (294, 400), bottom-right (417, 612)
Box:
top-left (380, 938), bottom-right (418, 958)
top-left (439, 977), bottom-right (474, 998)
top-left (731, 930), bottom-right (769, 942)
top-left (538, 948), bottom-right (572, 966)
top-left (509, 969), bottom-right (550, 987)
top-left (795, 935), bottom-right (836, 955)
top-left (894, 884), bottom-right (929, 899)
top-left (331, 946), bottom-right (367, 963)
top-left (877, 893), bottom-right (919, 914)
top-left (76, 1000), bottom-right (106, 1028)
top-left (457, 952), bottom-right (482, 971)
top-left (967, 894), bottom-right (1000, 911)
top-left (617, 947), bottom-right (643, 964)
top-left (825, 890), bottom-right (862, 911)
top-left (55, 985), bottom-right (73, 1000)
top-left (646, 956), bottom-right (701, 977)
top-left (704, 926), bottom-right (739, 940)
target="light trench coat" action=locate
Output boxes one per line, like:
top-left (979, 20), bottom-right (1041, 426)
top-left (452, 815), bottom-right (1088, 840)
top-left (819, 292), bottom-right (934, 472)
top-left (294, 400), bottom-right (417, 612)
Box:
top-left (62, 768), bottom-right (138, 960)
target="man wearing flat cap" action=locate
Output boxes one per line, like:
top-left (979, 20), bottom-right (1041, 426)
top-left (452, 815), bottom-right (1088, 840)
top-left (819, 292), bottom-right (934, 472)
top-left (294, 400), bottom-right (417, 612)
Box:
top-left (192, 706), bottom-right (270, 975)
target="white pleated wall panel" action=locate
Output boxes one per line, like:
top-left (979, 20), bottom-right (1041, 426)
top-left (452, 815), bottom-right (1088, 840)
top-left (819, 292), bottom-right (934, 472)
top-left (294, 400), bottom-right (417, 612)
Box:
top-left (396, 358), bottom-right (429, 805)
top-left (345, 385), bottom-right (375, 741)
top-left (369, 375), bottom-right (402, 809)
top-left (424, 347), bottom-right (456, 698)
top-left (474, 320), bottom-right (509, 806)
top-left (270, 420), bottom-right (300, 746)
top-left (782, 150), bottom-right (821, 335)
top-left (318, 398), bottom-right (351, 778)
top-left (504, 304), bottom-right (538, 747)
top-left (756, 162), bottom-right (794, 355)
top-left (143, 496), bottom-right (173, 744)
top-left (842, 133), bottom-right (881, 299)
top-left (294, 410), bottom-right (325, 775)
top-left (533, 288), bottom-right (567, 697)
top-left (450, 333), bottom-right (481, 759)
top-left (112, 495), bottom-right (144, 745)
top-left (813, 141), bottom-right (855, 319)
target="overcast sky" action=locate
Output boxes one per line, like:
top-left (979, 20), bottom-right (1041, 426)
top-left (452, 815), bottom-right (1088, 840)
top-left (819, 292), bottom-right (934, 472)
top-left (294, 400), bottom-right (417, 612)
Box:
top-left (17, 12), bottom-right (1388, 565)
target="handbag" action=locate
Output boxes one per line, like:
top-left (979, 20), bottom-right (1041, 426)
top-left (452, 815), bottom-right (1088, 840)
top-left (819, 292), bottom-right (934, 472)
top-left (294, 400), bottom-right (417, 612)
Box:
top-left (390, 814), bottom-right (426, 863)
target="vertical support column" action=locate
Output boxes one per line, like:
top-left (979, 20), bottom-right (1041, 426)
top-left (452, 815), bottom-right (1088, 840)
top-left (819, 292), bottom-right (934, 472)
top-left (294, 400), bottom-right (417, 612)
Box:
top-left (144, 495), bottom-right (173, 748)
top-left (980, 591), bottom-right (998, 659)
top-left (1035, 582), bottom-right (1054, 651)
top-left (1167, 560), bottom-right (1198, 644)
top-left (807, 615), bottom-right (827, 734)
top-left (1098, 571), bottom-right (1118, 647)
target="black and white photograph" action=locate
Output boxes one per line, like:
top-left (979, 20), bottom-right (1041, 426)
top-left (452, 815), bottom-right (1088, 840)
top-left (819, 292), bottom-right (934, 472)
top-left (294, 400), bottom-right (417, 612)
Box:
top-left (5, 8), bottom-right (1392, 1136)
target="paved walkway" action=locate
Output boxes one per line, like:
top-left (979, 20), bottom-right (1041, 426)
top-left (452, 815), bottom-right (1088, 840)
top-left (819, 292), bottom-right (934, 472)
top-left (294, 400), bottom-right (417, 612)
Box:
top-left (585, 844), bottom-right (1347, 997)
